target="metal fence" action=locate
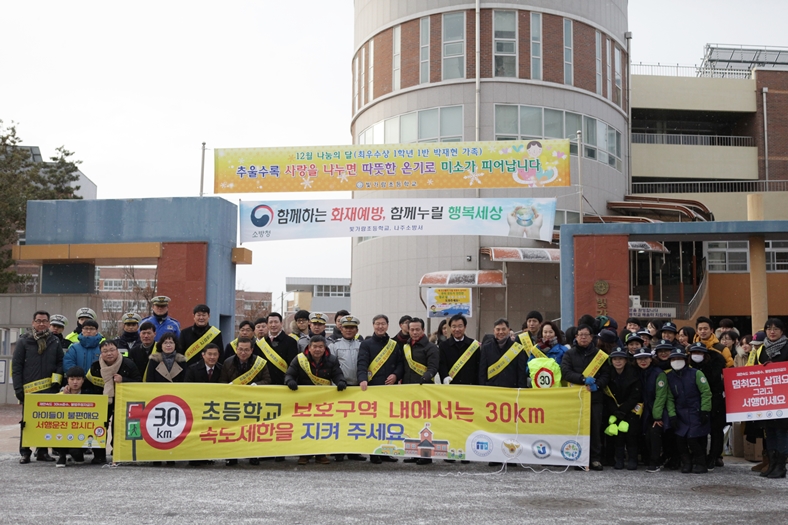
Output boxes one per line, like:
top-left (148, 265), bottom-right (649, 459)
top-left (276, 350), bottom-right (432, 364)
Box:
top-left (632, 180), bottom-right (788, 194)
top-left (631, 63), bottom-right (752, 79)
top-left (632, 133), bottom-right (754, 147)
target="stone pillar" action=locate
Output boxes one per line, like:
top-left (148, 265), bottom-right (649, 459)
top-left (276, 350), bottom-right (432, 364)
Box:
top-left (574, 235), bottom-right (629, 328)
top-left (748, 194), bottom-right (768, 334)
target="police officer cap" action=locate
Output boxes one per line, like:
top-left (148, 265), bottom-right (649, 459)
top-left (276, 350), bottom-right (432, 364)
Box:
top-left (75, 307), bottom-right (96, 321)
top-left (151, 296), bottom-right (171, 306)
top-left (633, 348), bottom-right (653, 359)
top-left (309, 312), bottom-right (328, 324)
top-left (687, 342), bottom-right (708, 354)
top-left (661, 322), bottom-right (678, 333)
top-left (625, 332), bottom-right (644, 345)
top-left (50, 314), bottom-right (68, 328)
top-left (654, 339), bottom-right (675, 352)
top-left (637, 329), bottom-right (652, 339)
top-left (609, 348), bottom-right (628, 359)
top-left (340, 315), bottom-right (360, 327)
top-left (66, 366), bottom-right (86, 378)
top-left (669, 347), bottom-right (687, 359)
top-left (122, 312), bottom-right (141, 324)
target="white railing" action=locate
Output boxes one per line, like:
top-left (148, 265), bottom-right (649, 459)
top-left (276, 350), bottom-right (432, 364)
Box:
top-left (632, 180), bottom-right (788, 194)
top-left (631, 63), bottom-right (752, 79)
top-left (632, 133), bottom-right (755, 147)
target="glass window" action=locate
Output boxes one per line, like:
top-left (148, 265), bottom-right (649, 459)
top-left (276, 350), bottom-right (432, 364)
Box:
top-left (583, 116), bottom-right (597, 159)
top-left (597, 120), bottom-right (608, 164)
top-left (400, 112), bottom-right (418, 143)
top-left (520, 106), bottom-right (542, 138)
top-left (392, 25), bottom-right (401, 91)
top-left (420, 17), bottom-right (430, 84)
top-left (353, 57), bottom-right (358, 112)
top-left (103, 279), bottom-right (124, 291)
top-left (443, 12), bottom-right (465, 80)
top-left (440, 106), bottom-right (463, 139)
top-left (384, 117), bottom-right (399, 144)
top-left (544, 109), bottom-right (564, 139)
top-left (606, 39), bottom-right (612, 101)
top-left (615, 47), bottom-right (622, 105)
top-left (530, 12), bottom-right (542, 80)
top-left (494, 11), bottom-right (516, 78)
top-left (495, 105), bottom-right (518, 136)
top-left (595, 31), bottom-right (602, 95)
top-left (707, 241), bottom-right (749, 272)
top-left (372, 121), bottom-right (384, 145)
top-left (563, 19), bottom-right (573, 85)
top-left (418, 108), bottom-right (440, 141)
top-left (360, 47), bottom-right (366, 106)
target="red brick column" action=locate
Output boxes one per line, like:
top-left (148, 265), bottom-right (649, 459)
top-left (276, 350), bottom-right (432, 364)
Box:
top-left (157, 242), bottom-right (207, 327)
top-left (573, 235), bottom-right (629, 328)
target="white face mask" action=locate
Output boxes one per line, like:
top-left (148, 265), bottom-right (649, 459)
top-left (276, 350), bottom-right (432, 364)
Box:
top-left (691, 354), bottom-right (704, 363)
top-left (671, 360), bottom-right (686, 371)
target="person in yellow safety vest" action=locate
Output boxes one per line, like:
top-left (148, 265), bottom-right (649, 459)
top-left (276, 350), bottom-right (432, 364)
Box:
top-left (13, 310), bottom-right (64, 464)
top-left (65, 307), bottom-right (97, 348)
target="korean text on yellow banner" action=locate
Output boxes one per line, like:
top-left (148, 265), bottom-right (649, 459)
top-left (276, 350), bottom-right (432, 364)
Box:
top-left (22, 394), bottom-right (109, 448)
top-left (114, 383), bottom-right (590, 466)
top-left (214, 140), bottom-right (570, 193)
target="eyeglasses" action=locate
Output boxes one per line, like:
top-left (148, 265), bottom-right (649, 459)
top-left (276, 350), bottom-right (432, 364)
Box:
top-left (100, 348), bottom-right (118, 354)
top-left (33, 319), bottom-right (49, 324)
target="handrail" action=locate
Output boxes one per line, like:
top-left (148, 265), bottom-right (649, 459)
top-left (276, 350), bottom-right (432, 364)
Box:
top-left (631, 63), bottom-right (752, 79)
top-left (632, 133), bottom-right (754, 147)
top-left (632, 180), bottom-right (788, 194)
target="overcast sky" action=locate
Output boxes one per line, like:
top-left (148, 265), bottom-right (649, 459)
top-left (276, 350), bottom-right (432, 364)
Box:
top-left (2, 0), bottom-right (785, 302)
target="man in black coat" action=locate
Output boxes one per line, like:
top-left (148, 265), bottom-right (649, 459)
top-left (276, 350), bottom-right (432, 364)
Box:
top-left (560, 323), bottom-right (612, 471)
top-left (262, 312), bottom-right (299, 387)
top-left (128, 322), bottom-right (157, 377)
top-left (478, 318), bottom-right (527, 388)
top-left (357, 314), bottom-right (404, 389)
top-left (179, 304), bottom-right (224, 367)
top-left (439, 313), bottom-right (480, 385)
top-left (184, 343), bottom-right (223, 383)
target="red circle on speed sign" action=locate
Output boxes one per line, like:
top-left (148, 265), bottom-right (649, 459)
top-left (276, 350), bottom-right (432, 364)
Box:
top-left (534, 368), bottom-right (554, 388)
top-left (140, 395), bottom-right (193, 450)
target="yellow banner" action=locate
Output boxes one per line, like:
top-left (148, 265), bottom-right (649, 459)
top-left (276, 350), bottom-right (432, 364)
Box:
top-left (22, 394), bottom-right (109, 448)
top-left (214, 140), bottom-right (570, 193)
top-left (114, 384), bottom-right (590, 465)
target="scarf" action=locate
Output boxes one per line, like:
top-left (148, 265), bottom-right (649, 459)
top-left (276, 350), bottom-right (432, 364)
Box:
top-left (694, 333), bottom-right (720, 350)
top-left (34, 330), bottom-right (51, 354)
top-left (162, 351), bottom-right (177, 371)
top-left (764, 335), bottom-right (788, 360)
top-left (537, 337), bottom-right (558, 351)
top-left (100, 356), bottom-right (124, 402)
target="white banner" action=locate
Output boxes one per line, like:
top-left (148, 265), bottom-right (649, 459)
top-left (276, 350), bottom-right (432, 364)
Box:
top-left (240, 198), bottom-right (556, 242)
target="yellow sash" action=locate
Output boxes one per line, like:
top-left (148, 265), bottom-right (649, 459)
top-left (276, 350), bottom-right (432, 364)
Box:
top-left (142, 343), bottom-right (159, 382)
top-left (519, 332), bottom-right (547, 359)
top-left (582, 350), bottom-right (609, 378)
top-left (86, 369), bottom-right (105, 388)
top-left (403, 344), bottom-right (428, 376)
top-left (487, 342), bottom-right (524, 380)
top-left (603, 386), bottom-right (644, 416)
top-left (257, 338), bottom-right (288, 373)
top-left (231, 356), bottom-right (267, 385)
top-left (185, 326), bottom-right (221, 361)
top-left (230, 338), bottom-right (238, 353)
top-left (289, 333), bottom-right (300, 341)
top-left (368, 339), bottom-right (397, 381)
top-left (23, 372), bottom-right (62, 394)
top-left (448, 340), bottom-right (480, 378)
top-left (746, 347), bottom-right (760, 366)
top-left (297, 353), bottom-right (331, 385)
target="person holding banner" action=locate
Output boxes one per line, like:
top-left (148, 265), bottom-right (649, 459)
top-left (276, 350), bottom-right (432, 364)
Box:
top-left (331, 315), bottom-right (365, 462)
top-left (145, 333), bottom-right (188, 383)
top-left (439, 314), bottom-right (480, 386)
top-left (178, 304), bottom-right (224, 367)
top-left (561, 324), bottom-right (611, 471)
top-left (13, 310), bottom-right (64, 464)
top-left (603, 349), bottom-right (642, 470)
top-left (184, 343), bottom-right (223, 383)
top-left (401, 318), bottom-right (439, 386)
top-left (86, 339), bottom-right (141, 465)
top-left (756, 318), bottom-right (788, 479)
top-left (55, 366), bottom-right (90, 468)
top-left (284, 335), bottom-right (346, 466)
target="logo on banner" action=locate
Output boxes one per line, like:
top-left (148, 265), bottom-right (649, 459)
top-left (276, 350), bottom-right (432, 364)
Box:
top-left (532, 440), bottom-right (551, 459)
top-left (501, 440), bottom-right (523, 459)
top-left (250, 205), bottom-right (275, 227)
top-left (471, 434), bottom-right (493, 457)
top-left (561, 440), bottom-right (582, 461)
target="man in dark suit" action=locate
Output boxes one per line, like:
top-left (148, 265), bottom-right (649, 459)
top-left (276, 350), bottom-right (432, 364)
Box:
top-left (184, 343), bottom-right (223, 383)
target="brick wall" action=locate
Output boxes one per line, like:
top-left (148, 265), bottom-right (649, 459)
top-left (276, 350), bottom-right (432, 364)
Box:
top-left (430, 14), bottom-right (442, 82)
top-left (518, 11), bottom-right (531, 80)
top-left (756, 70), bottom-right (788, 180)
top-left (375, 29), bottom-right (393, 99)
top-left (573, 22), bottom-right (596, 93)
top-left (401, 18), bottom-right (420, 89)
top-left (542, 14), bottom-right (564, 84)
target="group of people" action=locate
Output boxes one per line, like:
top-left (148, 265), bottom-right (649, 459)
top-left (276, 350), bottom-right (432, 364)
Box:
top-left (12, 301), bottom-right (787, 479)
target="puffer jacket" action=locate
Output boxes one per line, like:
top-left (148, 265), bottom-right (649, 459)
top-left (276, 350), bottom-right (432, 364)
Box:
top-left (64, 333), bottom-right (104, 372)
top-left (330, 336), bottom-right (362, 385)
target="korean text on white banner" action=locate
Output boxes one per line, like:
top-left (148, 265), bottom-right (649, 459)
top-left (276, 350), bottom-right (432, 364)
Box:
top-left (240, 198), bottom-right (556, 243)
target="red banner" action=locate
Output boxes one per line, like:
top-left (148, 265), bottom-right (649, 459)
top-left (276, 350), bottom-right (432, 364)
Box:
top-left (724, 362), bottom-right (788, 422)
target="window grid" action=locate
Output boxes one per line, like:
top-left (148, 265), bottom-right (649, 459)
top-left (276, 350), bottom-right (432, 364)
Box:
top-left (420, 17), bottom-right (430, 84)
top-left (353, 57), bottom-right (358, 112)
top-left (563, 18), bottom-right (573, 85)
top-left (360, 47), bottom-right (366, 107)
top-left (392, 25), bottom-right (401, 91)
top-left (595, 31), bottom-right (603, 95)
top-left (493, 10), bottom-right (516, 78)
top-left (606, 39), bottom-right (612, 100)
top-left (368, 39), bottom-right (374, 102)
top-left (530, 12), bottom-right (542, 81)
top-left (442, 12), bottom-right (465, 80)
top-left (615, 47), bottom-right (623, 106)
top-left (103, 279), bottom-right (125, 291)
top-left (359, 105), bottom-right (464, 144)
